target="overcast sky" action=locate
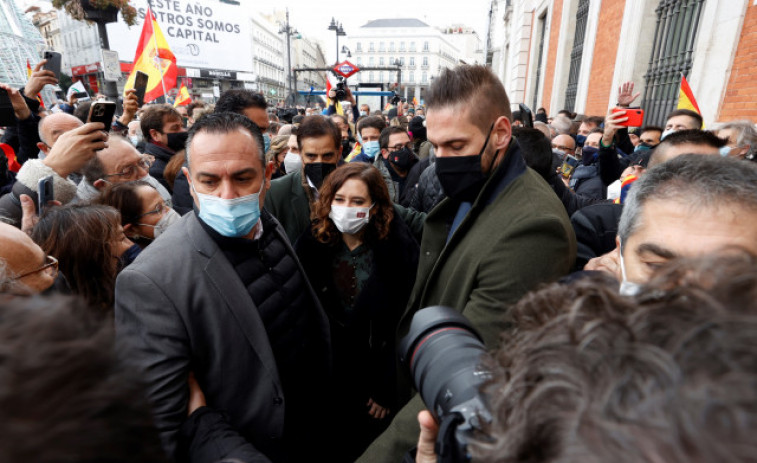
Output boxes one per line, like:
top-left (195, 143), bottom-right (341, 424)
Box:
top-left (17, 0), bottom-right (493, 63)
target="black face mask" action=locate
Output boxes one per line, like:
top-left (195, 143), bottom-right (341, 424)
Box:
top-left (304, 162), bottom-right (337, 190)
top-left (166, 131), bottom-right (189, 152)
top-left (435, 125), bottom-right (494, 202)
top-left (389, 147), bottom-right (416, 170)
top-left (341, 139), bottom-right (352, 158)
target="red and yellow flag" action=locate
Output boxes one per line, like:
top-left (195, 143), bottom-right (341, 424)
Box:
top-left (174, 83), bottom-right (191, 107)
top-left (677, 74), bottom-right (701, 114)
top-left (412, 97), bottom-right (418, 106)
top-left (123, 8), bottom-right (177, 103)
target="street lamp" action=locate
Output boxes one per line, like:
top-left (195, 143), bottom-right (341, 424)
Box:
top-left (341, 45), bottom-right (351, 58)
top-left (327, 18), bottom-right (346, 64)
top-left (279, 9), bottom-right (299, 107)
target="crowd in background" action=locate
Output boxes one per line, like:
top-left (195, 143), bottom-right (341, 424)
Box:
top-left (1, 61), bottom-right (757, 463)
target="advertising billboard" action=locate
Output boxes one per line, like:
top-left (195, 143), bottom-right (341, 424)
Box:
top-left (106, 0), bottom-right (253, 73)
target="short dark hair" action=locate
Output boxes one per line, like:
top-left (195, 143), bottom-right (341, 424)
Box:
top-left (81, 154), bottom-right (107, 184)
top-left (583, 115), bottom-right (605, 127)
top-left (666, 108), bottom-right (704, 129)
top-left (649, 129), bottom-right (727, 167)
top-left (140, 104), bottom-right (181, 143)
top-left (470, 253), bottom-right (757, 463)
top-left (292, 115), bottom-right (305, 124)
top-left (357, 115), bottom-right (387, 138)
top-left (379, 126), bottom-right (408, 150)
top-left (73, 100), bottom-right (91, 124)
top-left (186, 112), bottom-right (264, 169)
top-left (215, 89), bottom-right (267, 114)
top-left (296, 116), bottom-right (341, 153)
top-left (427, 65), bottom-right (512, 134)
top-left (0, 295), bottom-right (165, 463)
top-left (186, 101), bottom-right (206, 119)
top-left (512, 127), bottom-right (552, 179)
top-left (640, 125), bottom-right (664, 135)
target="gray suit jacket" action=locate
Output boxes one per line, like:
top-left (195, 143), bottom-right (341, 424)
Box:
top-left (115, 212), bottom-right (331, 462)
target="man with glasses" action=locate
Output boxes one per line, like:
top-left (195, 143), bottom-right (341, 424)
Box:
top-left (77, 136), bottom-right (171, 204)
top-left (376, 126), bottom-right (418, 202)
top-left (0, 222), bottom-right (59, 294)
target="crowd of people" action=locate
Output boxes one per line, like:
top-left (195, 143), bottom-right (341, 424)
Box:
top-left (1, 59), bottom-right (757, 463)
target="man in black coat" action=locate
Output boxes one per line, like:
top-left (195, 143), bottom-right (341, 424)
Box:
top-left (115, 112), bottom-right (331, 463)
top-left (141, 104), bottom-right (187, 192)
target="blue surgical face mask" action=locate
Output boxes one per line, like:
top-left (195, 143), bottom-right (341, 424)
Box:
top-left (362, 140), bottom-right (380, 159)
top-left (660, 129), bottom-right (674, 141)
top-left (359, 111), bottom-right (367, 117)
top-left (719, 146), bottom-right (732, 157)
top-left (263, 133), bottom-right (271, 153)
top-left (192, 177), bottom-right (265, 238)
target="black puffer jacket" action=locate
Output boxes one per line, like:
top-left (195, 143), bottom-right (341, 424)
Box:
top-left (144, 142), bottom-right (175, 193)
top-left (409, 161), bottom-right (445, 213)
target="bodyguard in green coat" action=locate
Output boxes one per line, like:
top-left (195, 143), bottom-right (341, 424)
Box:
top-left (357, 65), bottom-right (576, 462)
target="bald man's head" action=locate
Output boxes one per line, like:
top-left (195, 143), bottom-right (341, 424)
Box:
top-left (86, 136), bottom-right (148, 189)
top-left (0, 222), bottom-right (56, 294)
top-left (37, 113), bottom-right (83, 153)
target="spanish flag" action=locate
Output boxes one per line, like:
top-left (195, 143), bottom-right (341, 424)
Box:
top-left (123, 8), bottom-right (177, 103)
top-left (174, 83), bottom-right (191, 107)
top-left (677, 74), bottom-right (701, 115)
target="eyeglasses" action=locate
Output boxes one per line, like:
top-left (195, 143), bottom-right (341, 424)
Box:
top-left (137, 200), bottom-right (171, 219)
top-left (552, 144), bottom-right (574, 152)
top-left (10, 255), bottom-right (58, 281)
top-left (388, 143), bottom-right (413, 152)
top-left (104, 156), bottom-right (154, 179)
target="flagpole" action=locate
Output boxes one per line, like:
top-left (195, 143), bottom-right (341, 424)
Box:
top-left (147, 1), bottom-right (169, 101)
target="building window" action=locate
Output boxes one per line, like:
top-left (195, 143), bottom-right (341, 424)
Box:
top-left (410, 41), bottom-right (416, 52)
top-left (533, 13), bottom-right (548, 109)
top-left (379, 41), bottom-right (385, 52)
top-left (369, 71), bottom-right (374, 81)
top-left (564, 0), bottom-right (590, 112)
top-left (410, 57), bottom-right (415, 66)
top-left (356, 42), bottom-right (362, 52)
top-left (423, 56), bottom-right (429, 66)
top-left (390, 42), bottom-right (395, 52)
top-left (379, 57), bottom-right (384, 66)
top-left (380, 71), bottom-right (385, 82)
top-left (369, 42), bottom-right (374, 52)
top-left (389, 56), bottom-right (394, 66)
top-left (369, 57), bottom-right (375, 66)
top-left (409, 72), bottom-right (415, 83)
top-left (422, 72), bottom-right (428, 83)
top-left (423, 41), bottom-right (429, 51)
top-left (641, 0), bottom-right (706, 125)
top-left (400, 57), bottom-right (405, 66)
top-left (400, 41), bottom-right (406, 52)
top-left (357, 57), bottom-right (362, 66)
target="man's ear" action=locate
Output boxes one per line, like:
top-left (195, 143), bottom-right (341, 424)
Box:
top-left (93, 179), bottom-right (107, 190)
top-left (123, 223), bottom-right (137, 238)
top-left (149, 128), bottom-right (162, 143)
top-left (380, 148), bottom-right (389, 159)
top-left (492, 115), bottom-right (512, 151)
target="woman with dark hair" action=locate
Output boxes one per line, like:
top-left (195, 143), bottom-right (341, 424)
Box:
top-left (97, 181), bottom-right (180, 248)
top-left (295, 162), bottom-right (419, 461)
top-left (31, 204), bottom-right (134, 312)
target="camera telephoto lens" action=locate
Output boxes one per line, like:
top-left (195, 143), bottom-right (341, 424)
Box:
top-left (399, 306), bottom-right (489, 420)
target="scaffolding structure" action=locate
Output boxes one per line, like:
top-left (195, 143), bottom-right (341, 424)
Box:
top-left (0, 0), bottom-right (45, 88)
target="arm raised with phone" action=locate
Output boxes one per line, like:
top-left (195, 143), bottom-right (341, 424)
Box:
top-left (42, 123), bottom-right (108, 178)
